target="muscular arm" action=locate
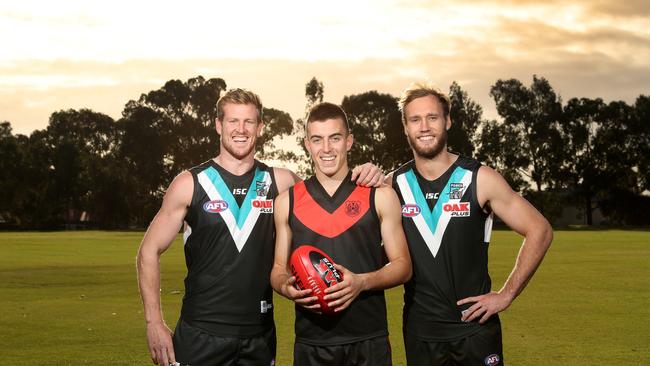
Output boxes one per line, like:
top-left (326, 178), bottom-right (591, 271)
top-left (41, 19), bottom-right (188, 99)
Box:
top-left (273, 167), bottom-right (302, 194)
top-left (136, 171), bottom-right (192, 365)
top-left (324, 186), bottom-right (412, 311)
top-left (269, 191), bottom-right (318, 310)
top-left (459, 166), bottom-right (553, 323)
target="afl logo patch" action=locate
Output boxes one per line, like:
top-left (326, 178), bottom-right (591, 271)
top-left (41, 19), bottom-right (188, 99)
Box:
top-left (484, 354), bottom-right (500, 366)
top-left (203, 200), bottom-right (229, 213)
top-left (401, 204), bottom-right (421, 217)
top-left (345, 200), bottom-right (361, 217)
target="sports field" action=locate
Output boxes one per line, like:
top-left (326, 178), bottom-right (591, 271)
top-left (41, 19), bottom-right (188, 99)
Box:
top-left (1, 230), bottom-right (648, 365)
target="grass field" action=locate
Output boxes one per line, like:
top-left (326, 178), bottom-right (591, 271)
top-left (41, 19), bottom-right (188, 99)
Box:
top-left (1, 230), bottom-right (648, 365)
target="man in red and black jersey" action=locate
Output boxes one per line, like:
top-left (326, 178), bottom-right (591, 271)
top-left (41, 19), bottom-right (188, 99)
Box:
top-left (271, 102), bottom-right (412, 366)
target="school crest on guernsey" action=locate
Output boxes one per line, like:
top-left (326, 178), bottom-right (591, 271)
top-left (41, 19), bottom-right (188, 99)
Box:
top-left (195, 167), bottom-right (273, 252)
top-left (345, 200), bottom-right (361, 217)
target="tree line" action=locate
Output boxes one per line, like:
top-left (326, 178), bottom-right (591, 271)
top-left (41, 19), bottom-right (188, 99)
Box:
top-left (0, 75), bottom-right (648, 229)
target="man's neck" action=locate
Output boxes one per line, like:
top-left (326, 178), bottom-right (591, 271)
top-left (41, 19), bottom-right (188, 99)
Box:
top-left (213, 151), bottom-right (255, 176)
top-left (314, 165), bottom-right (350, 196)
top-left (413, 150), bottom-right (458, 181)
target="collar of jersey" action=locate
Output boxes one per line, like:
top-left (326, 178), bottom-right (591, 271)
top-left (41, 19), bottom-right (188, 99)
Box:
top-left (404, 165), bottom-right (469, 233)
top-left (202, 166), bottom-right (265, 228)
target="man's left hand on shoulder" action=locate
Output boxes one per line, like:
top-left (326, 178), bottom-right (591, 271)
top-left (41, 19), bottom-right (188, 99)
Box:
top-left (457, 291), bottom-right (515, 324)
top-left (351, 163), bottom-right (385, 187)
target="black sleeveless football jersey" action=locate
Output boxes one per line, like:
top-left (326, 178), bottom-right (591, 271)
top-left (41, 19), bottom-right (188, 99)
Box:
top-left (180, 159), bottom-right (278, 337)
top-left (289, 171), bottom-right (388, 345)
top-left (392, 157), bottom-right (497, 341)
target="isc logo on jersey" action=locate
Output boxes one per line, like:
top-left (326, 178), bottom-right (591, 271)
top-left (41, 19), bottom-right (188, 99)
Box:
top-left (203, 200), bottom-right (229, 213)
top-left (252, 199), bottom-right (273, 213)
top-left (402, 204), bottom-right (421, 217)
top-left (444, 202), bottom-right (470, 217)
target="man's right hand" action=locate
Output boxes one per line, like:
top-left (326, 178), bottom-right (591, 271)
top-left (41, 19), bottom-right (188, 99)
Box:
top-left (146, 321), bottom-right (176, 366)
top-left (281, 276), bottom-right (321, 313)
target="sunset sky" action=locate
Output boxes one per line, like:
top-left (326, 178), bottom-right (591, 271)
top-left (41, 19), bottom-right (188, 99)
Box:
top-left (1, 0), bottom-right (649, 135)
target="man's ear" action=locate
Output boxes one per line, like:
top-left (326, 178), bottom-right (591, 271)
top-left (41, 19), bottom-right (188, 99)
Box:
top-left (215, 118), bottom-right (222, 135)
top-left (256, 120), bottom-right (264, 137)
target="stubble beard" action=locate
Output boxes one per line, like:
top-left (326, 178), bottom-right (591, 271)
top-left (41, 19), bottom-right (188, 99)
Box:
top-left (407, 129), bottom-right (448, 159)
top-left (221, 136), bottom-right (256, 160)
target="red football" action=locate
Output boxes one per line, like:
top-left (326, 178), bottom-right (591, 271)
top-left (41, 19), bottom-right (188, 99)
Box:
top-left (290, 245), bottom-right (344, 315)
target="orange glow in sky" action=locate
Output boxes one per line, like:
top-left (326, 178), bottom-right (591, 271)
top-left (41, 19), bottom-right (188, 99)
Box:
top-left (1, 0), bottom-right (649, 134)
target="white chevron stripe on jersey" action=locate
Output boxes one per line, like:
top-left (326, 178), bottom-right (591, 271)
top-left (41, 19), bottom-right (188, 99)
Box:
top-left (430, 170), bottom-right (473, 252)
top-left (197, 170), bottom-right (272, 252)
top-left (396, 174), bottom-right (438, 257)
top-left (397, 168), bottom-right (473, 258)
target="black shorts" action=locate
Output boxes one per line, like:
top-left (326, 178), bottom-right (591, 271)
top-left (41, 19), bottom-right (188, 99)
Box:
top-left (172, 319), bottom-right (276, 366)
top-left (404, 320), bottom-right (504, 366)
top-left (293, 336), bottom-right (392, 366)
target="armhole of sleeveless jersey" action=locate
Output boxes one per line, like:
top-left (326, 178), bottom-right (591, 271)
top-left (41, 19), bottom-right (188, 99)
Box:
top-left (269, 167), bottom-right (279, 198)
top-left (473, 164), bottom-right (491, 218)
top-left (185, 168), bottom-right (200, 226)
top-left (288, 186), bottom-right (295, 228)
top-left (369, 187), bottom-right (380, 224)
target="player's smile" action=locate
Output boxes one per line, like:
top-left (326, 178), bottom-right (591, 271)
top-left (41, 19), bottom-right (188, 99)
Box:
top-left (305, 117), bottom-right (353, 178)
top-left (217, 103), bottom-right (263, 160)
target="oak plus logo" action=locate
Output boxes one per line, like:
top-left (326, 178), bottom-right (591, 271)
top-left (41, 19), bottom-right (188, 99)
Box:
top-left (443, 202), bottom-right (470, 217)
top-left (252, 199), bottom-right (273, 213)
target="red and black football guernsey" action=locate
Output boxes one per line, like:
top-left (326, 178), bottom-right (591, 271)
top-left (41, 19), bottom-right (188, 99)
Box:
top-left (392, 156), bottom-right (497, 341)
top-left (289, 171), bottom-right (388, 346)
top-left (181, 159), bottom-right (278, 337)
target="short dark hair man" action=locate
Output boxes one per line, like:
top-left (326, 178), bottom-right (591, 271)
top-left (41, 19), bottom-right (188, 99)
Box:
top-left (271, 102), bottom-right (412, 366)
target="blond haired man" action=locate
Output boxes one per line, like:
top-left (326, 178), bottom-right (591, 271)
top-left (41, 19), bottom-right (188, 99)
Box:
top-left (137, 89), bottom-right (384, 366)
top-left (387, 83), bottom-right (553, 366)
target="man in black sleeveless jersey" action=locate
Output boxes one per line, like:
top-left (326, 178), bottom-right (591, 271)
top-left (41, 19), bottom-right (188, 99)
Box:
top-left (136, 89), bottom-right (385, 366)
top-left (387, 83), bottom-right (553, 366)
top-left (271, 102), bottom-right (412, 366)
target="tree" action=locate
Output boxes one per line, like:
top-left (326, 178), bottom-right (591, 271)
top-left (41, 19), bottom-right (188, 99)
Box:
top-left (486, 75), bottom-right (565, 192)
top-left (631, 95), bottom-right (650, 192)
top-left (257, 107), bottom-right (295, 161)
top-left (0, 122), bottom-right (24, 226)
top-left (561, 97), bottom-right (613, 225)
top-left (294, 77), bottom-right (326, 177)
top-left (448, 82), bottom-right (483, 156)
top-left (475, 119), bottom-right (528, 192)
top-left (341, 91), bottom-right (410, 172)
top-left (45, 109), bottom-right (121, 228)
top-left (118, 76), bottom-right (295, 226)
